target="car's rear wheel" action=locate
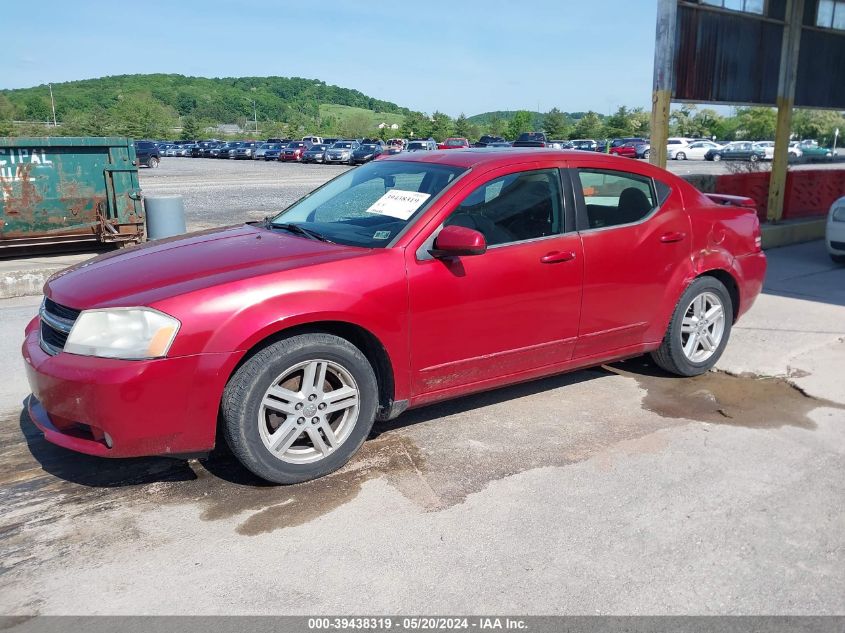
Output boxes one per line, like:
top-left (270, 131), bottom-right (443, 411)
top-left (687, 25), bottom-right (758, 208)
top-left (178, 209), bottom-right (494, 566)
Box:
top-left (651, 277), bottom-right (733, 377)
top-left (675, 152), bottom-right (686, 160)
top-left (222, 333), bottom-right (378, 484)
top-left (749, 154), bottom-right (759, 163)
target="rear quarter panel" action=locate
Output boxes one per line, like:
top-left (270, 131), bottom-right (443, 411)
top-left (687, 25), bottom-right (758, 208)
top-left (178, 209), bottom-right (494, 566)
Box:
top-left (684, 187), bottom-right (766, 320)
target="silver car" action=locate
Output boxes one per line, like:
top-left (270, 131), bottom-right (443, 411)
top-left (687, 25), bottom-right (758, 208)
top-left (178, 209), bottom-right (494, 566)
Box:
top-left (254, 143), bottom-right (280, 160)
top-left (324, 141), bottom-right (359, 164)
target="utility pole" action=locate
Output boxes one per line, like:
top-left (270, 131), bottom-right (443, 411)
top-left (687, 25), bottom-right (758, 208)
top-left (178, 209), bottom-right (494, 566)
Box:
top-left (649, 0), bottom-right (676, 168)
top-left (253, 100), bottom-right (258, 135)
top-left (767, 0), bottom-right (804, 223)
top-left (48, 83), bottom-right (57, 127)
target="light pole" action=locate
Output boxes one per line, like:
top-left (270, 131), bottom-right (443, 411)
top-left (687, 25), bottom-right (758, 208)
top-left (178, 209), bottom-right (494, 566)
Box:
top-left (48, 83), bottom-right (57, 126)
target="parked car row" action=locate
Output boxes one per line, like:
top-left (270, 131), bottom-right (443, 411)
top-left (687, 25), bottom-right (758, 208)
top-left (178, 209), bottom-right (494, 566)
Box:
top-left (135, 134), bottom-right (839, 169)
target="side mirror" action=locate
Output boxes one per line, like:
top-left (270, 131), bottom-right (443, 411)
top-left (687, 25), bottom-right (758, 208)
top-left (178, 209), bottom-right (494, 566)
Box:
top-left (429, 225), bottom-right (487, 258)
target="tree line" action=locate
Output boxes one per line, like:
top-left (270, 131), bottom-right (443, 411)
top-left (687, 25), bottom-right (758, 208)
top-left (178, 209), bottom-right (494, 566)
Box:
top-left (1, 74), bottom-right (842, 145)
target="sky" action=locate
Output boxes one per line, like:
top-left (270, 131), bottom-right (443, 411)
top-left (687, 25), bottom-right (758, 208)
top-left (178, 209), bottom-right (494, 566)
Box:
top-left (3, 0), bottom-right (658, 117)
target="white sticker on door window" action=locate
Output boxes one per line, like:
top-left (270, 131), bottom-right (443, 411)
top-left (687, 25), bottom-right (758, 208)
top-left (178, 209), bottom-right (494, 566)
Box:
top-left (365, 190), bottom-right (431, 220)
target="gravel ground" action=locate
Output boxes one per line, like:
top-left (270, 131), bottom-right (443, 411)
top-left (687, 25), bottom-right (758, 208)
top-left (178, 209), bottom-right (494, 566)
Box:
top-left (138, 159), bottom-right (351, 232)
top-left (138, 156), bottom-right (844, 232)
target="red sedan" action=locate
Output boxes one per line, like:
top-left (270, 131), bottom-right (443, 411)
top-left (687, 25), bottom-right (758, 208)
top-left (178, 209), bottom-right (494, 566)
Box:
top-left (437, 137), bottom-right (470, 150)
top-left (609, 141), bottom-right (642, 158)
top-left (23, 149), bottom-right (766, 484)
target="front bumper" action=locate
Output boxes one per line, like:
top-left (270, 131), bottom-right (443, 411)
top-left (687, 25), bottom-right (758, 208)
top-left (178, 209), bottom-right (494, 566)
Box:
top-left (22, 323), bottom-right (238, 458)
top-left (826, 219), bottom-right (845, 255)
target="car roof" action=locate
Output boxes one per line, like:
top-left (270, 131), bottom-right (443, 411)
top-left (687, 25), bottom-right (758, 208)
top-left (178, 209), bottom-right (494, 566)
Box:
top-left (376, 147), bottom-right (672, 173)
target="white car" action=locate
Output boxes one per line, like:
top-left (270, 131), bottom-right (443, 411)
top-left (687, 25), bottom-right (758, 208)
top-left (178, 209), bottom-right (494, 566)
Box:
top-left (753, 141), bottom-right (802, 161)
top-left (827, 196), bottom-right (845, 264)
top-left (788, 141), bottom-right (805, 160)
top-left (670, 140), bottom-right (722, 160)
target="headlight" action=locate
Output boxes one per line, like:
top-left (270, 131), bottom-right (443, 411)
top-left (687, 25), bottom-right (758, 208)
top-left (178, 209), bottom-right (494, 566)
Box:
top-left (64, 308), bottom-right (180, 360)
top-left (833, 206), bottom-right (845, 222)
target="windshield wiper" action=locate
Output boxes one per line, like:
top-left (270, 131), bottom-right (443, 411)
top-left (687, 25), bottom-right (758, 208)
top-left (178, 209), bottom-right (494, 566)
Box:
top-left (267, 220), bottom-right (333, 243)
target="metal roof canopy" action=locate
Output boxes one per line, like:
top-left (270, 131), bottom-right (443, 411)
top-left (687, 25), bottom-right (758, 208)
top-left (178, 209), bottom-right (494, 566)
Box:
top-left (650, 0), bottom-right (845, 222)
top-left (673, 0), bottom-right (845, 108)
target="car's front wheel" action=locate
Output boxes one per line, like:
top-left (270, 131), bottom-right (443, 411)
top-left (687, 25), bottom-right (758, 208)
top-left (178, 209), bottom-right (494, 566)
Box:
top-left (147, 156), bottom-right (160, 168)
top-left (712, 153), bottom-right (722, 162)
top-left (651, 276), bottom-right (733, 377)
top-left (675, 152), bottom-right (686, 160)
top-left (642, 149), bottom-right (650, 159)
top-left (222, 333), bottom-right (378, 484)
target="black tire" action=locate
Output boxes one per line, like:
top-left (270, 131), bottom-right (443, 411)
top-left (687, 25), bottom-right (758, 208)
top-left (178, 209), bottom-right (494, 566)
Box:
top-left (831, 253), bottom-right (845, 264)
top-left (642, 149), bottom-right (650, 160)
top-left (147, 156), bottom-right (160, 168)
top-left (676, 152), bottom-right (686, 160)
top-left (749, 154), bottom-right (759, 163)
top-left (651, 276), bottom-right (734, 377)
top-left (221, 333), bottom-right (378, 484)
top-left (712, 153), bottom-right (722, 162)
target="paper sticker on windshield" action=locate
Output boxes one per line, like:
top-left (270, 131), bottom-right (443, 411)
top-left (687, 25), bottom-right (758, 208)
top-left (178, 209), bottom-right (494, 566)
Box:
top-left (365, 190), bottom-right (431, 220)
top-left (373, 230), bottom-right (391, 240)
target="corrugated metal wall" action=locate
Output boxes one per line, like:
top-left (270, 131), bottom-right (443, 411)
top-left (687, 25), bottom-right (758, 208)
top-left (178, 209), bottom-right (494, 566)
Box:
top-left (673, 0), bottom-right (845, 109)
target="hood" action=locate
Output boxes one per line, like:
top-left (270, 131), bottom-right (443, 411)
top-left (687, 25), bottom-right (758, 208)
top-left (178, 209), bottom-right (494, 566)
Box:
top-left (46, 224), bottom-right (370, 309)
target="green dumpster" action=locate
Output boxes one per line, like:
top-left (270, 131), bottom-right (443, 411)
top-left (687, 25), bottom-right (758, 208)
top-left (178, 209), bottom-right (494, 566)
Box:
top-left (0, 137), bottom-right (145, 254)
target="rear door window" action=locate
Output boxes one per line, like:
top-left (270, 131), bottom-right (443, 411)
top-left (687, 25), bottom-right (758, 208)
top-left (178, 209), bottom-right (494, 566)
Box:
top-left (575, 169), bottom-right (657, 229)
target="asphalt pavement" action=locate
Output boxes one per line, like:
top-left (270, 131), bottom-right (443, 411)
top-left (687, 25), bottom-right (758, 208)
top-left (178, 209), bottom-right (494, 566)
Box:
top-left (0, 241), bottom-right (843, 615)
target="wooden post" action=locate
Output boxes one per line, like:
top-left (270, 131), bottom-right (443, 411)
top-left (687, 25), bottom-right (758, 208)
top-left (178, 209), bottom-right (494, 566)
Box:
top-left (649, 0), bottom-right (676, 168)
top-left (767, 0), bottom-right (804, 223)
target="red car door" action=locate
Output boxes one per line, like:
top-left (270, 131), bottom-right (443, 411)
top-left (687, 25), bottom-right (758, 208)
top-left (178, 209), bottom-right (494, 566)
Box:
top-left (566, 163), bottom-right (691, 359)
top-left (405, 164), bottom-right (583, 400)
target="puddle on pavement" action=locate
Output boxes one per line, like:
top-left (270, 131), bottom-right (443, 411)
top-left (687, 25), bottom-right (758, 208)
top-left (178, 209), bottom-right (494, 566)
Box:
top-left (608, 358), bottom-right (844, 430)
top-left (3, 358), bottom-right (843, 547)
top-left (181, 433), bottom-right (437, 536)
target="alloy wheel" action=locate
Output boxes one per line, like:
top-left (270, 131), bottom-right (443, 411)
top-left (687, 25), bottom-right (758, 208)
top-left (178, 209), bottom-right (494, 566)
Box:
top-left (258, 359), bottom-right (360, 464)
top-left (680, 292), bottom-right (726, 363)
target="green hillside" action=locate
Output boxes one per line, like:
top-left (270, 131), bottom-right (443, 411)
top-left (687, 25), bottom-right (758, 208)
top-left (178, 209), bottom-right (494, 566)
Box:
top-left (319, 104), bottom-right (405, 128)
top-left (0, 73), bottom-right (410, 138)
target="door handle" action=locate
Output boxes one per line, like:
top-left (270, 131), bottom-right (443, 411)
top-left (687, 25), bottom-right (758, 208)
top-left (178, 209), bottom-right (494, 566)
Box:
top-left (660, 231), bottom-right (687, 243)
top-left (540, 250), bottom-right (576, 264)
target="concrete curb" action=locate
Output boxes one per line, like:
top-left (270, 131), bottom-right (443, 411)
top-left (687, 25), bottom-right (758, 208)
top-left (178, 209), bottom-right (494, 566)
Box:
top-left (761, 218), bottom-right (826, 249)
top-left (0, 254), bottom-right (94, 300)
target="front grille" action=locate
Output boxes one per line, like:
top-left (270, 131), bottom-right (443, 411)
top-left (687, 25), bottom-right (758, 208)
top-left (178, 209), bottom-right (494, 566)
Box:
top-left (40, 298), bottom-right (81, 355)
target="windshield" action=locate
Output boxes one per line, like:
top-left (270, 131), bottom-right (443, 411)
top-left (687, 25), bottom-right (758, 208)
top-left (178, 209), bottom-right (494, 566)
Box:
top-left (407, 142), bottom-right (426, 150)
top-left (359, 145), bottom-right (376, 151)
top-left (309, 145), bottom-right (327, 151)
top-left (445, 139), bottom-right (465, 146)
top-left (287, 142), bottom-right (304, 148)
top-left (332, 142), bottom-right (353, 149)
top-left (270, 161), bottom-right (466, 248)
